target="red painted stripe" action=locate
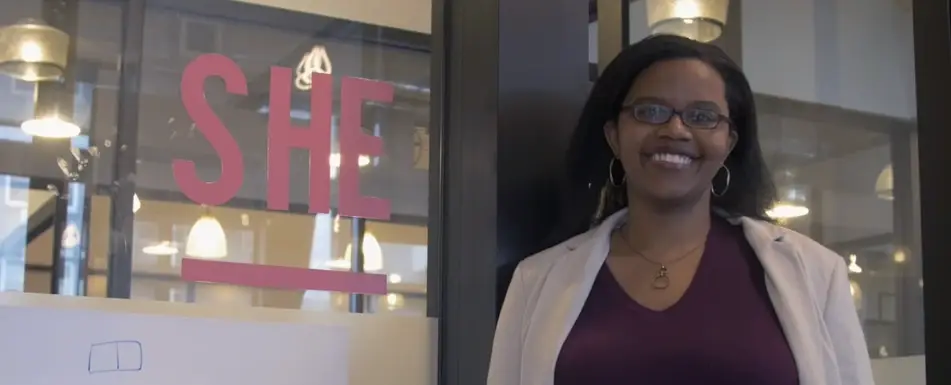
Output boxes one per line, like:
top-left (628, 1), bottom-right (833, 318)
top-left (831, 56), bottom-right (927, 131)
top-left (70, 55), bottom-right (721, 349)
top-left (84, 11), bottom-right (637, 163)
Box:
top-left (181, 258), bottom-right (388, 295)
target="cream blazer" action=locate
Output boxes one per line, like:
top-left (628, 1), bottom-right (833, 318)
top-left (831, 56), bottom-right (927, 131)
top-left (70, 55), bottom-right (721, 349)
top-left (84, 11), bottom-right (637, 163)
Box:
top-left (487, 209), bottom-right (874, 385)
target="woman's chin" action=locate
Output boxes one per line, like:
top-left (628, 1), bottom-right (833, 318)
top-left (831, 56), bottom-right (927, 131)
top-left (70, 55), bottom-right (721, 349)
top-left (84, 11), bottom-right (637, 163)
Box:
top-left (637, 185), bottom-right (706, 206)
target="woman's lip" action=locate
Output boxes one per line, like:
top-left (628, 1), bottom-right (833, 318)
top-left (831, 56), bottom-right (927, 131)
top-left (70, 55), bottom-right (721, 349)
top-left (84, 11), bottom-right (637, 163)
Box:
top-left (640, 153), bottom-right (700, 169)
top-left (641, 152), bottom-right (699, 159)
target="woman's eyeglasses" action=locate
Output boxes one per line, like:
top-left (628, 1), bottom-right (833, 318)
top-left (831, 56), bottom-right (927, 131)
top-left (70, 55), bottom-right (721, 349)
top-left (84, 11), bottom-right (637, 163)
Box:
top-left (622, 103), bottom-right (731, 130)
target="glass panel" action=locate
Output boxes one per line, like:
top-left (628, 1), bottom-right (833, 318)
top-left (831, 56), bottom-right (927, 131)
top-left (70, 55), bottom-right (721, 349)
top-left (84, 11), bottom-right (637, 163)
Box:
top-left (107, 0), bottom-right (432, 313)
top-left (740, 1), bottom-right (923, 383)
top-left (0, 0), bottom-right (122, 296)
top-left (628, 0), bottom-right (922, 383)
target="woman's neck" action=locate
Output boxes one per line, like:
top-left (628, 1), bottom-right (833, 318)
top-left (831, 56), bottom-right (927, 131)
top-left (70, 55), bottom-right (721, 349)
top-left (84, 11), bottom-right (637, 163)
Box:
top-left (622, 195), bottom-right (712, 256)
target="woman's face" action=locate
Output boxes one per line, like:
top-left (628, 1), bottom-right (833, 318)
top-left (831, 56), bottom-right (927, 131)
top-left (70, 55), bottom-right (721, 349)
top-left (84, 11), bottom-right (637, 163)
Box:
top-left (604, 58), bottom-right (736, 205)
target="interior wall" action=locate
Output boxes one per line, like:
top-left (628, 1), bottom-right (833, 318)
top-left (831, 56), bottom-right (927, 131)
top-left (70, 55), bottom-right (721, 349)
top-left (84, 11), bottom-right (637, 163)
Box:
top-left (741, 0), bottom-right (916, 118)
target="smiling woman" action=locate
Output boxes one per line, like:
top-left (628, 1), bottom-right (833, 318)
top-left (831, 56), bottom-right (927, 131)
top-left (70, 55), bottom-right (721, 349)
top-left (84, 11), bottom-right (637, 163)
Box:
top-left (488, 35), bottom-right (872, 385)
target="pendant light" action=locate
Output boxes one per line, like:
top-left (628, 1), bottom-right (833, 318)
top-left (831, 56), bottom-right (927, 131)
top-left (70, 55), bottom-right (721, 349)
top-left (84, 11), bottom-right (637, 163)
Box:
top-left (143, 241), bottom-right (179, 256)
top-left (327, 231), bottom-right (384, 271)
top-left (132, 193), bottom-right (141, 213)
top-left (21, 116), bottom-right (80, 138)
top-left (767, 185), bottom-right (810, 220)
top-left (847, 254), bottom-right (863, 274)
top-left (646, 0), bottom-right (729, 43)
top-left (185, 207), bottom-right (228, 259)
top-left (767, 171), bottom-right (810, 220)
top-left (0, 18), bottom-right (69, 82)
top-left (875, 164), bottom-right (893, 200)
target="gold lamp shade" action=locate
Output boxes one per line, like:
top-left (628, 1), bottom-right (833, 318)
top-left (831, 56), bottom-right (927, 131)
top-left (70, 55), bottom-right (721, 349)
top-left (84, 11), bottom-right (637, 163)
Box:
top-left (646, 0), bottom-right (729, 43)
top-left (0, 19), bottom-right (69, 82)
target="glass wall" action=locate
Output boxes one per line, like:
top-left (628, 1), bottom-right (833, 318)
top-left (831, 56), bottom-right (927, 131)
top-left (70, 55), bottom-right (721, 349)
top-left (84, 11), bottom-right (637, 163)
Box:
top-left (622, 0), bottom-right (924, 383)
top-left (0, 0), bottom-right (431, 316)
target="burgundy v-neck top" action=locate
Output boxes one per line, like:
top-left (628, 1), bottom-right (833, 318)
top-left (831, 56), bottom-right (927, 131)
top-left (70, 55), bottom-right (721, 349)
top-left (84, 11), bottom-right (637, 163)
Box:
top-left (554, 219), bottom-right (800, 385)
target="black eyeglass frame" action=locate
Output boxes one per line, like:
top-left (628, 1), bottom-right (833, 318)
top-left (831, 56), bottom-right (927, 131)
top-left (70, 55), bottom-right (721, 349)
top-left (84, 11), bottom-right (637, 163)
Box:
top-left (620, 103), bottom-right (734, 130)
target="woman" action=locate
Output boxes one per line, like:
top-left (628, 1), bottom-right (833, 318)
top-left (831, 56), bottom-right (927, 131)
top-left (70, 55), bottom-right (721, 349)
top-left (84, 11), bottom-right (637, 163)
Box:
top-left (487, 35), bottom-right (873, 385)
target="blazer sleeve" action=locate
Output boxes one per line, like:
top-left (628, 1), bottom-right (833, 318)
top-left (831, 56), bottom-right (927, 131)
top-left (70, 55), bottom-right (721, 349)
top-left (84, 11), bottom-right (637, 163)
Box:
top-left (487, 265), bottom-right (527, 385)
top-left (824, 257), bottom-right (876, 385)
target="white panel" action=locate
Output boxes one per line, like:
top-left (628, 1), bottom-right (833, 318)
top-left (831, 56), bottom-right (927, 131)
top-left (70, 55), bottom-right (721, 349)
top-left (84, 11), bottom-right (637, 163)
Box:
top-left (0, 292), bottom-right (436, 385)
top-left (872, 356), bottom-right (925, 385)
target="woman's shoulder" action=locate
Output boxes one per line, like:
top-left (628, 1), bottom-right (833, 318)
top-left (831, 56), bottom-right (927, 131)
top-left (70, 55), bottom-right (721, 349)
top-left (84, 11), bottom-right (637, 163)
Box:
top-left (740, 217), bottom-right (848, 287)
top-left (515, 229), bottom-right (600, 283)
top-left (747, 218), bottom-right (844, 263)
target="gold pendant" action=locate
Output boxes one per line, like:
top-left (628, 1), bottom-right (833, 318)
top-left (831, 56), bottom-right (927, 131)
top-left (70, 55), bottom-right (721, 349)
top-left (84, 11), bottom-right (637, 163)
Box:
top-left (652, 265), bottom-right (670, 290)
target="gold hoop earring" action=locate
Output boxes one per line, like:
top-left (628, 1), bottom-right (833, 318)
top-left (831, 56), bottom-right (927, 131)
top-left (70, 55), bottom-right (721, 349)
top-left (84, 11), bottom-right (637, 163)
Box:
top-left (608, 158), bottom-right (626, 187)
top-left (712, 164), bottom-right (731, 197)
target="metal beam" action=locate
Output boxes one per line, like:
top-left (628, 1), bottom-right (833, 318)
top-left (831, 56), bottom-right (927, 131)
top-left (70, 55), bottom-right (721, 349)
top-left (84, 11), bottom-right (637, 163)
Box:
top-left (430, 0), bottom-right (589, 383)
top-left (911, 0), bottom-right (951, 382)
top-left (106, 0), bottom-right (146, 298)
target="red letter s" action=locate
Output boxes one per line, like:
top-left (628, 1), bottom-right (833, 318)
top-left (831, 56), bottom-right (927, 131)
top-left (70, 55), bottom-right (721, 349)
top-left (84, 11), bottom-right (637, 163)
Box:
top-left (174, 54), bottom-right (246, 206)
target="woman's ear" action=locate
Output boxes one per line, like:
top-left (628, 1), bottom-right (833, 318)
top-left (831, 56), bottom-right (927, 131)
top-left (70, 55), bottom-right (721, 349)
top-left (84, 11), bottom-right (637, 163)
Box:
top-left (728, 129), bottom-right (739, 154)
top-left (603, 120), bottom-right (620, 156)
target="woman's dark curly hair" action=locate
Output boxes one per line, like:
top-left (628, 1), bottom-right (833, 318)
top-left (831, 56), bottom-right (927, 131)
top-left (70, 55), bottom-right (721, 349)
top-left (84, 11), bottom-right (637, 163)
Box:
top-left (551, 34), bottom-right (776, 242)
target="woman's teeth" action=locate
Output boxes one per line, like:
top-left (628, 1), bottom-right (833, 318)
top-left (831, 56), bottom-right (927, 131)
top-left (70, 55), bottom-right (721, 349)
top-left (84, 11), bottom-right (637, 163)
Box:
top-left (651, 153), bottom-right (693, 167)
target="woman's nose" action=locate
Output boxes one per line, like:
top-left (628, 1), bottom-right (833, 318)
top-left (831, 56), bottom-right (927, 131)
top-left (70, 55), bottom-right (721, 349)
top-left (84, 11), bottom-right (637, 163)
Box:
top-left (657, 114), bottom-right (692, 140)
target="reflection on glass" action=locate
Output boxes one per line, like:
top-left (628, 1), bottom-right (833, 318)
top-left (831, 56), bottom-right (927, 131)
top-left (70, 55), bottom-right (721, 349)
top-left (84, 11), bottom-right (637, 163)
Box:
top-left (737, 0), bottom-right (921, 383)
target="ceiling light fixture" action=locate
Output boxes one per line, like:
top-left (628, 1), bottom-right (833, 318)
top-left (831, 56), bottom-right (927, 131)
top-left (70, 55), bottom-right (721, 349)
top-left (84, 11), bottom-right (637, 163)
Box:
top-left (143, 241), bottom-right (179, 256)
top-left (766, 185), bottom-right (810, 220)
top-left (646, 0), bottom-right (730, 43)
top-left (21, 116), bottom-right (80, 138)
top-left (132, 193), bottom-right (141, 213)
top-left (766, 203), bottom-right (810, 219)
top-left (185, 209), bottom-right (228, 259)
top-left (847, 254), bottom-right (863, 274)
top-left (875, 164), bottom-right (893, 201)
top-left (0, 18), bottom-right (70, 82)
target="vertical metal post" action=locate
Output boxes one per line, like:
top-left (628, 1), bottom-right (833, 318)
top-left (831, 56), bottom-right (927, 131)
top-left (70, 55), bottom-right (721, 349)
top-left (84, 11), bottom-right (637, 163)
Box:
top-left (186, 282), bottom-right (196, 303)
top-left (106, 0), bottom-right (146, 298)
top-left (349, 217), bottom-right (366, 313)
top-left (912, 0), bottom-right (951, 381)
top-left (891, 130), bottom-right (925, 355)
top-left (48, 181), bottom-right (69, 294)
top-left (37, 0), bottom-right (79, 295)
top-left (77, 183), bottom-right (91, 295)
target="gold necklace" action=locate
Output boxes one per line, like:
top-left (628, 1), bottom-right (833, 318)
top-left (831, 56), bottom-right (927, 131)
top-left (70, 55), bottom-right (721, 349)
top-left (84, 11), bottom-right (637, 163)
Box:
top-left (617, 230), bottom-right (706, 290)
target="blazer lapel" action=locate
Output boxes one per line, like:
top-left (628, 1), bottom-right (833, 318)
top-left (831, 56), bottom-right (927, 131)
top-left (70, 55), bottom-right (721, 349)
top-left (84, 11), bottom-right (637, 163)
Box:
top-left (739, 218), bottom-right (837, 385)
top-left (524, 210), bottom-right (624, 385)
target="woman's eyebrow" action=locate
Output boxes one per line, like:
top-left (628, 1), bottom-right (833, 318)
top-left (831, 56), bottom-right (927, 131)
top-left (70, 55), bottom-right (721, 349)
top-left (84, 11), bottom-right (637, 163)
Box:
top-left (687, 100), bottom-right (723, 111)
top-left (623, 96), bottom-right (666, 106)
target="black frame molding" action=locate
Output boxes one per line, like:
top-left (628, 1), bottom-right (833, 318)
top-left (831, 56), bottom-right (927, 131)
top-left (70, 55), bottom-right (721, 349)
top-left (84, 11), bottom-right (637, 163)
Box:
top-left (912, 0), bottom-right (951, 382)
top-left (429, 0), bottom-right (589, 384)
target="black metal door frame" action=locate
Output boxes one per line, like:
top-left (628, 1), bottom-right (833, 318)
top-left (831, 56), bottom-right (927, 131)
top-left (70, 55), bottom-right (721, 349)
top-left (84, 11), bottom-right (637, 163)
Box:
top-left (912, 0), bottom-right (951, 382)
top-left (427, 0), bottom-right (590, 384)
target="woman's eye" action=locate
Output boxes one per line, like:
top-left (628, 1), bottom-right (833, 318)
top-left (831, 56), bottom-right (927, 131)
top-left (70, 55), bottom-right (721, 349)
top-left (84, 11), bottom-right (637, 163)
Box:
top-left (687, 110), bottom-right (718, 123)
top-left (636, 105), bottom-right (665, 119)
